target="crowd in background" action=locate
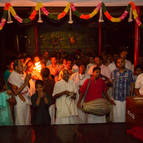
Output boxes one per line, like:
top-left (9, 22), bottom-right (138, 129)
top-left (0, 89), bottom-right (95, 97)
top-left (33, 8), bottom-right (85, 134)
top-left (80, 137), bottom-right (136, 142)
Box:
top-left (0, 47), bottom-right (143, 126)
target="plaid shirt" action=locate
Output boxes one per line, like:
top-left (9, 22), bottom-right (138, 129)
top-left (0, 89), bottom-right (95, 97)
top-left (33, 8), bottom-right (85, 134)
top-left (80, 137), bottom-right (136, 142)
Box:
top-left (111, 68), bottom-right (134, 101)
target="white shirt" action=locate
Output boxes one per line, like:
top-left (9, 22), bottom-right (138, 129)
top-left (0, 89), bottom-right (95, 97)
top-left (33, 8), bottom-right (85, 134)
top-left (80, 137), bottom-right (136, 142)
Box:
top-left (29, 79), bottom-right (36, 96)
top-left (135, 73), bottom-right (143, 95)
top-left (86, 63), bottom-right (94, 73)
top-left (70, 72), bottom-right (90, 89)
top-left (8, 70), bottom-right (31, 105)
top-left (47, 64), bottom-right (61, 76)
top-left (125, 59), bottom-right (132, 71)
top-left (88, 64), bottom-right (111, 79)
top-left (108, 62), bottom-right (117, 73)
top-left (52, 79), bottom-right (78, 118)
top-left (108, 60), bottom-right (133, 73)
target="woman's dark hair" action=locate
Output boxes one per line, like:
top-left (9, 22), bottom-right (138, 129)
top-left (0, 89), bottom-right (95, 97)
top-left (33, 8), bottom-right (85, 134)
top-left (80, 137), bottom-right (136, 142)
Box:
top-left (13, 60), bottom-right (19, 70)
top-left (35, 80), bottom-right (43, 89)
top-left (135, 65), bottom-right (143, 72)
top-left (41, 68), bottom-right (50, 79)
top-left (93, 67), bottom-right (101, 72)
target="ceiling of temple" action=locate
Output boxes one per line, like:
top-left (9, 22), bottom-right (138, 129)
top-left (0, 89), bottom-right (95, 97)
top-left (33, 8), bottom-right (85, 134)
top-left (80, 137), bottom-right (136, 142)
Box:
top-left (0, 0), bottom-right (143, 6)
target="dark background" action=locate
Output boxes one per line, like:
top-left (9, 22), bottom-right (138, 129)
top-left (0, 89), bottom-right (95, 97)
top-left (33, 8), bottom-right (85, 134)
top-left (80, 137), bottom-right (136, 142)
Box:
top-left (0, 6), bottom-right (143, 74)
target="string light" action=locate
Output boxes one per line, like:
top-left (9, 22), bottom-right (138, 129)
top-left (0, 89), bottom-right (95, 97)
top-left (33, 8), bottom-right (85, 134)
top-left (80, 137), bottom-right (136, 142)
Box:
top-left (37, 8), bottom-right (43, 23)
top-left (68, 7), bottom-right (73, 24)
top-left (7, 9), bottom-right (13, 23)
top-left (128, 6), bottom-right (133, 22)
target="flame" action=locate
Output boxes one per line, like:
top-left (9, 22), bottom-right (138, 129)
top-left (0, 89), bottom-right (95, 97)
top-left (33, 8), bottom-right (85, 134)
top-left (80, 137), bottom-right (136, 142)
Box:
top-left (33, 61), bottom-right (41, 72)
top-left (32, 61), bottom-right (42, 80)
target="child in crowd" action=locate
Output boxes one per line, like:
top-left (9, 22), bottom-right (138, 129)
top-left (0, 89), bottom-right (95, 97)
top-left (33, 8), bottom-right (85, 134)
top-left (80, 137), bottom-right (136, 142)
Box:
top-left (0, 79), bottom-right (16, 126)
top-left (31, 80), bottom-right (51, 125)
top-left (134, 65), bottom-right (143, 81)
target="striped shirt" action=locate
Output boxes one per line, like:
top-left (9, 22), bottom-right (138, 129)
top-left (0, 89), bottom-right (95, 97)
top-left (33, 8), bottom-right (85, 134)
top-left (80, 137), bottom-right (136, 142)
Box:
top-left (111, 68), bottom-right (134, 101)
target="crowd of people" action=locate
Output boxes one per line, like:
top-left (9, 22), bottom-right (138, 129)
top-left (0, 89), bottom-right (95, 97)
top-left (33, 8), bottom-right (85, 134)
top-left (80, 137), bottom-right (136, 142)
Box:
top-left (0, 48), bottom-right (143, 126)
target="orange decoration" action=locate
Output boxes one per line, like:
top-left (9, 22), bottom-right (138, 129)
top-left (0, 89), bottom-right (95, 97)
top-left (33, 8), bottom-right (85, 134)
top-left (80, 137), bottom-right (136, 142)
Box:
top-left (4, 3), bottom-right (11, 10)
top-left (58, 11), bottom-right (66, 19)
top-left (29, 10), bottom-right (37, 20)
top-left (104, 11), bottom-right (112, 20)
top-left (80, 14), bottom-right (90, 19)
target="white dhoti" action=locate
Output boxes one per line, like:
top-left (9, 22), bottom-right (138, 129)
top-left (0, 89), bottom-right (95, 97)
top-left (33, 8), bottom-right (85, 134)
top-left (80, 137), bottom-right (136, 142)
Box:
top-left (14, 101), bottom-right (31, 125)
top-left (55, 116), bottom-right (80, 124)
top-left (87, 114), bottom-right (106, 123)
top-left (8, 70), bottom-right (31, 125)
top-left (49, 104), bottom-right (56, 125)
top-left (112, 100), bottom-right (126, 123)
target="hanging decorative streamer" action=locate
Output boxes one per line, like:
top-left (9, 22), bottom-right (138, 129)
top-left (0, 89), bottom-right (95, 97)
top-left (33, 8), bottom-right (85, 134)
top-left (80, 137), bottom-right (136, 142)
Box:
top-left (120, 10), bottom-right (128, 20)
top-left (37, 8), bottom-right (43, 23)
top-left (0, 3), bottom-right (9, 30)
top-left (7, 9), bottom-right (13, 23)
top-left (71, 2), bottom-right (102, 19)
top-left (9, 6), bottom-right (16, 17)
top-left (99, 6), bottom-right (104, 23)
top-left (0, 1), bottom-right (143, 31)
top-left (68, 7), bottom-right (73, 24)
top-left (102, 2), bottom-right (130, 22)
top-left (35, 2), bottom-right (43, 11)
top-left (41, 7), bottom-right (49, 16)
top-left (4, 3), bottom-right (11, 10)
top-left (129, 2), bottom-right (142, 26)
top-left (8, 5), bottom-right (23, 23)
top-left (14, 15), bottom-right (23, 23)
top-left (128, 5), bottom-right (133, 22)
top-left (0, 18), bottom-right (6, 30)
top-left (57, 2), bottom-right (70, 20)
top-left (29, 10), bottom-right (37, 20)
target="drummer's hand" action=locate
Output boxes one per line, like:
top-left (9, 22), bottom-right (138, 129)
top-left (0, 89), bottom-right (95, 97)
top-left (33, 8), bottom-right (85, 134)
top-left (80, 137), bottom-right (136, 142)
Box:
top-left (110, 100), bottom-right (116, 105)
top-left (77, 102), bottom-right (82, 110)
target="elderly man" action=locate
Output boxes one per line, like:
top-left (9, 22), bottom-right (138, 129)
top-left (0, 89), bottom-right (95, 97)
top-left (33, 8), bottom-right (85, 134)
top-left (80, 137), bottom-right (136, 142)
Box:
top-left (52, 69), bottom-right (79, 124)
top-left (8, 59), bottom-right (31, 125)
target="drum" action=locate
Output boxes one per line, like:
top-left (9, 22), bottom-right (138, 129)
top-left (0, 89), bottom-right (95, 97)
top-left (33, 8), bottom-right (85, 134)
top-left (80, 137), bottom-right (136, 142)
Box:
top-left (82, 98), bottom-right (111, 116)
top-left (126, 96), bottom-right (143, 126)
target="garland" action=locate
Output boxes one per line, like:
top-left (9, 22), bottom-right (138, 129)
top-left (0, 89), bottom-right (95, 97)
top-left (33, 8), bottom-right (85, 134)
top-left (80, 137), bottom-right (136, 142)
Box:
top-left (0, 1), bottom-right (143, 31)
top-left (0, 3), bottom-right (9, 30)
top-left (129, 2), bottom-right (142, 27)
top-left (48, 2), bottom-right (70, 20)
top-left (71, 2), bottom-right (102, 19)
top-left (102, 2), bottom-right (130, 22)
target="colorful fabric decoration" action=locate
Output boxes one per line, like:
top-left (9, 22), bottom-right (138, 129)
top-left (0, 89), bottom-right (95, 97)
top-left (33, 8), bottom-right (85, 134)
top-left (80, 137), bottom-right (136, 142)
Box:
top-left (129, 2), bottom-right (142, 26)
top-left (0, 3), bottom-right (8, 30)
top-left (0, 1), bottom-right (143, 31)
top-left (71, 2), bottom-right (102, 19)
top-left (57, 2), bottom-right (70, 20)
top-left (41, 7), bottom-right (49, 16)
top-left (102, 2), bottom-right (129, 22)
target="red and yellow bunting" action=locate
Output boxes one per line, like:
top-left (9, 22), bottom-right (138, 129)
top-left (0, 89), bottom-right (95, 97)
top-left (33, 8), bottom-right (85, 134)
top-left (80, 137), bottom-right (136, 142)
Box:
top-left (0, 1), bottom-right (143, 31)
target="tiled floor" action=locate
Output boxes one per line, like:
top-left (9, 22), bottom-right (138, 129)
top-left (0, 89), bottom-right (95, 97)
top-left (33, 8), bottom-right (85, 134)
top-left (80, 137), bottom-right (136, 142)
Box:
top-left (0, 123), bottom-right (142, 143)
